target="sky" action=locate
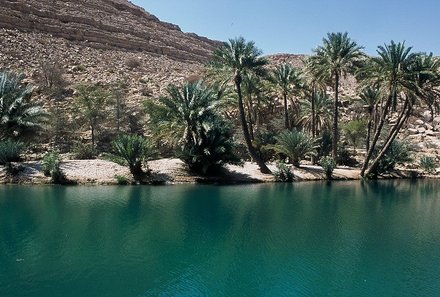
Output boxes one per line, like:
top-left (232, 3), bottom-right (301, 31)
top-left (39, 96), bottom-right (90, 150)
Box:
top-left (131, 0), bottom-right (440, 56)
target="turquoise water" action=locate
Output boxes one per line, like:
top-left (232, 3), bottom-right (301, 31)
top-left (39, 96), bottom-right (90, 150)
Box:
top-left (0, 181), bottom-right (440, 296)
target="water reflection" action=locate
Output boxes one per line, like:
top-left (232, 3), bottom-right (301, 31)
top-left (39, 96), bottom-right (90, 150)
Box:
top-left (0, 181), bottom-right (440, 297)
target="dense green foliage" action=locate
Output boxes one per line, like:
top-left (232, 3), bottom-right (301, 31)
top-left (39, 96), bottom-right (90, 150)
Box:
top-left (271, 130), bottom-right (317, 167)
top-left (212, 37), bottom-right (272, 174)
top-left (110, 134), bottom-right (154, 180)
top-left (0, 140), bottom-right (24, 165)
top-left (146, 81), bottom-right (240, 175)
top-left (0, 70), bottom-right (46, 140)
top-left (320, 156), bottom-right (336, 180)
top-left (273, 161), bottom-right (294, 182)
top-left (342, 120), bottom-right (367, 152)
top-left (42, 151), bottom-right (66, 184)
top-left (419, 156), bottom-right (437, 174)
top-left (75, 84), bottom-right (111, 147)
top-left (368, 141), bottom-right (413, 178)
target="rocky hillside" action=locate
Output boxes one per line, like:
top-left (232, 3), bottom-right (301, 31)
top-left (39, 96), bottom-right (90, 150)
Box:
top-left (1, 0), bottom-right (219, 62)
top-left (0, 0), bottom-right (226, 112)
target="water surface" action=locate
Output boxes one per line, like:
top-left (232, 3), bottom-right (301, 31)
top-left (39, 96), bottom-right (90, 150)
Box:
top-left (1, 181), bottom-right (440, 296)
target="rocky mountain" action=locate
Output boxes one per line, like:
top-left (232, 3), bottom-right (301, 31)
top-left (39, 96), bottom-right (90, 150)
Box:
top-left (0, 0), bottom-right (223, 112)
top-left (1, 0), bottom-right (220, 62)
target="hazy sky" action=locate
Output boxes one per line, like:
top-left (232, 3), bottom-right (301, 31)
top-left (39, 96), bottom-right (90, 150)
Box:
top-left (131, 0), bottom-right (440, 56)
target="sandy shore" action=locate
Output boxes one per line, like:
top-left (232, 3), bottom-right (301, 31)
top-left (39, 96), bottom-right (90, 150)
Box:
top-left (0, 158), bottom-right (366, 185)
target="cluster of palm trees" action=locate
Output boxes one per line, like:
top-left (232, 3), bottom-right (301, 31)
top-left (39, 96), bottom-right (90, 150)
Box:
top-left (206, 33), bottom-right (440, 178)
top-left (1, 31), bottom-right (439, 181)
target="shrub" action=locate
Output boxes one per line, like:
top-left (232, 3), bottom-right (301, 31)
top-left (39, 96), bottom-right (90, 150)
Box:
top-left (369, 140), bottom-right (413, 178)
top-left (273, 161), bottom-right (294, 182)
top-left (0, 140), bottom-right (24, 165)
top-left (42, 151), bottom-right (66, 183)
top-left (75, 84), bottom-right (112, 148)
top-left (0, 140), bottom-right (25, 175)
top-left (320, 156), bottom-right (336, 180)
top-left (420, 156), bottom-right (437, 174)
top-left (115, 175), bottom-right (130, 185)
top-left (179, 118), bottom-right (241, 175)
top-left (317, 129), bottom-right (332, 158)
top-left (337, 145), bottom-right (358, 167)
top-left (125, 57), bottom-right (141, 69)
top-left (0, 70), bottom-right (47, 140)
top-left (271, 129), bottom-right (317, 167)
top-left (38, 59), bottom-right (67, 99)
top-left (72, 142), bottom-right (97, 160)
top-left (342, 119), bottom-right (367, 152)
top-left (146, 81), bottom-right (240, 175)
top-left (110, 134), bottom-right (154, 180)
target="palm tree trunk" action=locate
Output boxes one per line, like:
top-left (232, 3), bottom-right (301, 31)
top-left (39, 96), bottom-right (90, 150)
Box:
top-left (332, 72), bottom-right (339, 160)
top-left (361, 92), bottom-right (393, 177)
top-left (246, 100), bottom-right (254, 141)
top-left (366, 108), bottom-right (373, 152)
top-left (312, 87), bottom-right (316, 138)
top-left (364, 98), bottom-right (411, 177)
top-left (283, 91), bottom-right (289, 129)
top-left (90, 120), bottom-right (95, 148)
top-left (311, 88), bottom-right (317, 165)
top-left (235, 74), bottom-right (271, 174)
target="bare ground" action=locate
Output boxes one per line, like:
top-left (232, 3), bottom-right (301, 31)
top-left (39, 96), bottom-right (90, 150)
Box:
top-left (0, 158), bottom-right (363, 185)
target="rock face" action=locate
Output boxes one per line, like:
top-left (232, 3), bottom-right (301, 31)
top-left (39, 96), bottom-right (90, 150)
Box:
top-left (1, 0), bottom-right (220, 62)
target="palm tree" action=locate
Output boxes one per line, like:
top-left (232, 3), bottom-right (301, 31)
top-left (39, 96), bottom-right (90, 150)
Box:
top-left (358, 87), bottom-right (381, 151)
top-left (410, 53), bottom-right (440, 118)
top-left (145, 81), bottom-right (239, 174)
top-left (360, 41), bottom-right (419, 177)
top-left (272, 63), bottom-right (302, 129)
top-left (271, 129), bottom-right (317, 167)
top-left (111, 134), bottom-right (154, 180)
top-left (299, 92), bottom-right (333, 135)
top-left (212, 37), bottom-right (271, 174)
top-left (309, 32), bottom-right (364, 159)
top-left (0, 70), bottom-right (47, 140)
top-left (147, 81), bottom-right (217, 146)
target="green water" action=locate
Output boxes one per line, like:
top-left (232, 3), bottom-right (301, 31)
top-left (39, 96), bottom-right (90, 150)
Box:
top-left (1, 181), bottom-right (440, 297)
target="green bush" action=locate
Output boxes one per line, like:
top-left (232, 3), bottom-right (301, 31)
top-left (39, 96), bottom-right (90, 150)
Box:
top-left (72, 142), bottom-right (97, 160)
top-left (320, 156), bottom-right (336, 180)
top-left (420, 156), bottom-right (437, 174)
top-left (273, 161), bottom-right (294, 182)
top-left (369, 140), bottom-right (413, 178)
top-left (179, 118), bottom-right (241, 175)
top-left (0, 70), bottom-right (47, 140)
top-left (342, 119), bottom-right (367, 151)
top-left (115, 175), bottom-right (130, 185)
top-left (317, 129), bottom-right (332, 158)
top-left (337, 145), bottom-right (358, 167)
top-left (146, 81), bottom-right (240, 175)
top-left (271, 129), bottom-right (317, 167)
top-left (110, 134), bottom-right (154, 180)
top-left (0, 140), bottom-right (24, 165)
top-left (42, 151), bottom-right (66, 183)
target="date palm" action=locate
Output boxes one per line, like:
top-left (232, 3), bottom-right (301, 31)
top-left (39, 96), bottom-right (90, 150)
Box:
top-left (271, 129), bottom-right (317, 167)
top-left (212, 37), bottom-right (271, 174)
top-left (358, 87), bottom-right (381, 151)
top-left (0, 70), bottom-right (46, 140)
top-left (309, 32), bottom-right (364, 159)
top-left (360, 41), bottom-right (419, 177)
top-left (410, 53), bottom-right (440, 118)
top-left (271, 63), bottom-right (302, 129)
top-left (299, 91), bottom-right (332, 136)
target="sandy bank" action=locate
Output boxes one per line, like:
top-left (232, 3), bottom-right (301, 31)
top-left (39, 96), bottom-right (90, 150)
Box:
top-left (0, 158), bottom-right (369, 185)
